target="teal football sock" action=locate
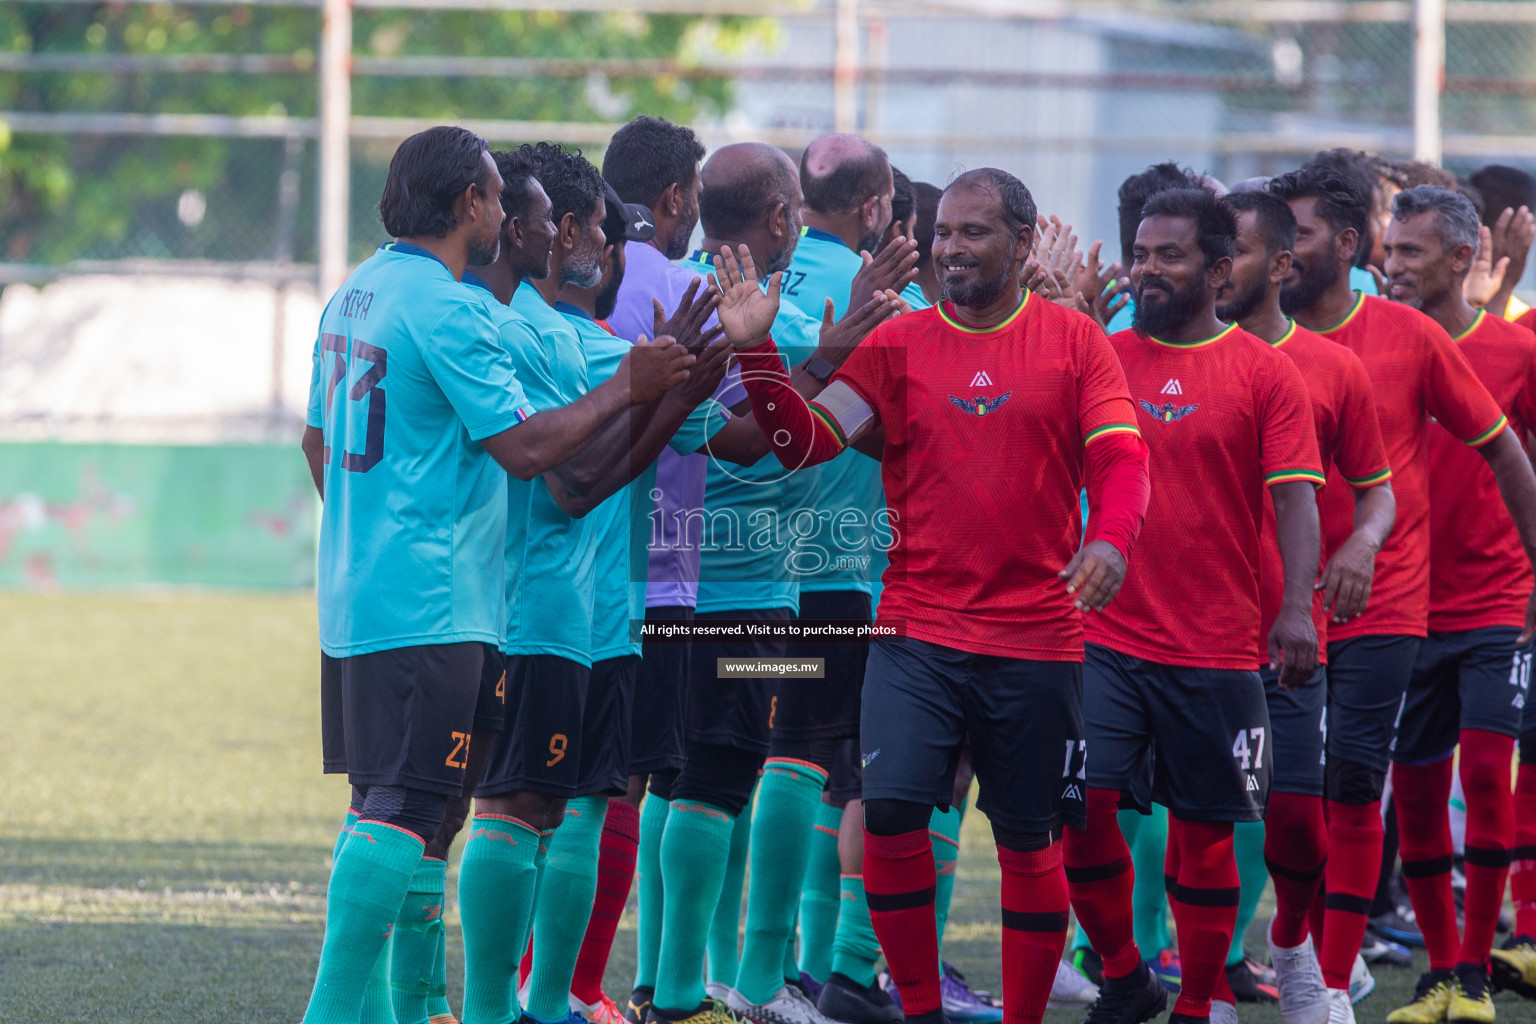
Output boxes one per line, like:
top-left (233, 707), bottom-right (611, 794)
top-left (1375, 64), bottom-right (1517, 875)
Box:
top-left (798, 801), bottom-right (843, 984)
top-left (830, 874), bottom-right (881, 987)
top-left (652, 800), bottom-right (737, 1012)
top-left (1129, 805), bottom-right (1174, 954)
top-left (1229, 820), bottom-right (1269, 966)
top-left (634, 793), bottom-right (671, 993)
top-left (708, 788), bottom-right (753, 985)
top-left (930, 803), bottom-right (963, 965)
top-left (527, 797), bottom-right (610, 1021)
top-left (458, 815), bottom-right (543, 1024)
top-left (391, 857), bottom-right (448, 1024)
top-left (302, 820), bottom-right (424, 1024)
top-left (734, 760), bottom-right (828, 1004)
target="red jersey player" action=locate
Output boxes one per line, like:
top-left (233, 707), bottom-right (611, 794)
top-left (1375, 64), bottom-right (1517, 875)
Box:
top-left (1217, 187), bottom-right (1395, 1024)
top-left (1379, 184), bottom-right (1536, 1024)
top-left (1271, 164), bottom-right (1536, 1024)
top-left (1071, 187), bottom-right (1323, 1024)
top-left (704, 168), bottom-right (1153, 1024)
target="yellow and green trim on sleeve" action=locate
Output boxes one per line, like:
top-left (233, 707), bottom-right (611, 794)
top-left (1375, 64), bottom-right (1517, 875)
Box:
top-left (1266, 468), bottom-right (1328, 488)
top-left (1465, 414), bottom-right (1509, 449)
top-left (1084, 423), bottom-right (1142, 446)
top-left (808, 402), bottom-right (849, 448)
top-left (1342, 466), bottom-right (1392, 488)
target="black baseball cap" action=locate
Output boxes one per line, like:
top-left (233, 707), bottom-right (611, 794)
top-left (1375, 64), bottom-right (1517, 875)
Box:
top-left (603, 181), bottom-right (655, 242)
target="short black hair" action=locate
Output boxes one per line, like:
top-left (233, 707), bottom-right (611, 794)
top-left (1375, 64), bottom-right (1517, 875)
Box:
top-left (1118, 162), bottom-right (1202, 264)
top-left (912, 180), bottom-right (942, 268)
top-left (697, 153), bottom-right (797, 239)
top-left (891, 167), bottom-right (916, 227)
top-left (947, 168), bottom-right (1037, 236)
top-left (1302, 148), bottom-right (1381, 265)
top-left (1223, 190), bottom-right (1297, 257)
top-left (1468, 164), bottom-right (1536, 226)
top-left (1267, 165), bottom-right (1369, 243)
top-left (801, 140), bottom-right (891, 215)
top-left (602, 116), bottom-right (705, 209)
top-left (378, 125), bottom-right (492, 239)
top-left (493, 148), bottom-right (541, 222)
top-left (520, 142), bottom-right (604, 229)
top-left (1140, 187), bottom-right (1236, 267)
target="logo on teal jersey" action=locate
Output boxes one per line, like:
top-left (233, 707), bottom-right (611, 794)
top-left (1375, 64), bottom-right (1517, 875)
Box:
top-left (1139, 399), bottom-right (1199, 423)
top-left (948, 392), bottom-right (1011, 417)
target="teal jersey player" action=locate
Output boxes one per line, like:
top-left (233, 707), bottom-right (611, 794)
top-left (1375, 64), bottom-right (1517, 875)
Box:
top-left (485, 278), bottom-right (599, 665)
top-left (684, 252), bottom-right (820, 614)
top-left (779, 226), bottom-right (919, 595)
top-left (307, 242), bottom-right (535, 657)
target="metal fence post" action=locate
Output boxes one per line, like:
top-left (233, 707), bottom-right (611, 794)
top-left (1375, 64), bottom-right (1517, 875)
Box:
top-left (318, 0), bottom-right (352, 296)
top-left (1414, 0), bottom-right (1446, 164)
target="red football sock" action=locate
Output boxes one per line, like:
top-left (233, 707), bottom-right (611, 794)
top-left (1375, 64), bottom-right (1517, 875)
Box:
top-left (520, 935), bottom-right (534, 987)
top-left (864, 828), bottom-right (940, 1016)
top-left (1515, 762), bottom-right (1536, 938)
top-left (1166, 817), bottom-right (1238, 1018)
top-left (998, 841), bottom-right (1069, 1024)
top-left (1394, 757), bottom-right (1459, 970)
top-left (1065, 788), bottom-right (1141, 979)
top-left (1459, 730), bottom-right (1515, 964)
top-left (1319, 799), bottom-right (1382, 990)
top-left (1308, 883), bottom-right (1327, 951)
top-left (1264, 792), bottom-right (1328, 948)
top-left (571, 798), bottom-right (641, 1004)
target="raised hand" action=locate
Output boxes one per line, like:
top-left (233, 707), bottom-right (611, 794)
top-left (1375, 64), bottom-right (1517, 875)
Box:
top-left (815, 290), bottom-right (902, 368)
top-left (711, 244), bottom-right (781, 349)
top-left (1464, 223), bottom-right (1510, 309)
top-left (620, 333), bottom-right (695, 403)
top-left (670, 337), bottom-right (733, 408)
top-left (652, 276), bottom-right (722, 356)
top-left (1492, 205), bottom-right (1535, 298)
top-left (850, 236), bottom-right (919, 311)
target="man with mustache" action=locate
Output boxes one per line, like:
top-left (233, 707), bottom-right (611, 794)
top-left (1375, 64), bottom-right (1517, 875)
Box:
top-left (1075, 186), bottom-right (1324, 1024)
top-left (712, 167), bottom-right (1153, 1024)
top-left (1216, 187), bottom-right (1395, 1024)
top-left (1271, 166), bottom-right (1536, 1024)
top-left (1376, 185), bottom-right (1536, 1024)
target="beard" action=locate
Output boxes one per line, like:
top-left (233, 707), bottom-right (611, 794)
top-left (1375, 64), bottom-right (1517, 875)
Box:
top-left (943, 258), bottom-right (1012, 310)
top-left (856, 229), bottom-right (883, 256)
top-left (1132, 274), bottom-right (1208, 337)
top-left (561, 241), bottom-right (605, 290)
top-left (663, 208), bottom-right (698, 261)
top-left (466, 226), bottom-right (501, 267)
top-left (1279, 245), bottom-right (1341, 315)
top-left (1214, 272), bottom-right (1268, 324)
top-left (595, 258), bottom-right (625, 321)
top-left (765, 237), bottom-right (797, 276)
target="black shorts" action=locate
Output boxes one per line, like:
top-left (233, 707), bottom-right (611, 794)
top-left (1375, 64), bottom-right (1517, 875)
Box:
top-left (584, 655), bottom-right (639, 796)
top-left (684, 608), bottom-right (791, 756)
top-left (629, 606), bottom-right (692, 777)
top-left (1325, 634), bottom-right (1420, 775)
top-left (1083, 644), bottom-right (1270, 822)
top-left (1395, 628), bottom-right (1531, 764)
top-left (1262, 664), bottom-right (1327, 797)
top-left (860, 636), bottom-right (1086, 834)
top-left (773, 590), bottom-right (871, 742)
top-left (479, 654), bottom-right (606, 799)
top-left (827, 737), bottom-right (863, 803)
top-left (320, 641), bottom-right (486, 797)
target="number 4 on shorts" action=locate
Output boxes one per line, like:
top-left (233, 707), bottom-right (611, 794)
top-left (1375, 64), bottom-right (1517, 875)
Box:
top-left (1232, 727), bottom-right (1265, 771)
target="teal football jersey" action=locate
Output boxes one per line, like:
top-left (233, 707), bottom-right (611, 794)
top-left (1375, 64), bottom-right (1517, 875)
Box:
top-left (490, 279), bottom-right (598, 665)
top-left (780, 228), bottom-right (910, 595)
top-left (307, 243), bottom-right (534, 657)
top-left (683, 252), bottom-right (820, 614)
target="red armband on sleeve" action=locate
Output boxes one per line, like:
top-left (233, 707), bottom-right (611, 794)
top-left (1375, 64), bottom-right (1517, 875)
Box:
top-left (734, 337), bottom-right (848, 468)
top-left (1085, 431), bottom-right (1151, 561)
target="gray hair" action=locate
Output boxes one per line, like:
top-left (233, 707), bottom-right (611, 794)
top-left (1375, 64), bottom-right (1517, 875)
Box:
top-left (1391, 184), bottom-right (1481, 252)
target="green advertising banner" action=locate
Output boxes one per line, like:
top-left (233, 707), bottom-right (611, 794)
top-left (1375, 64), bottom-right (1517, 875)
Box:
top-left (0, 443), bottom-right (317, 589)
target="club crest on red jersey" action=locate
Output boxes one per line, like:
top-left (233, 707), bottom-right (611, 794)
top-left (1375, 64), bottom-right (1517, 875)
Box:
top-left (1139, 399), bottom-right (1199, 423)
top-left (949, 392), bottom-right (1011, 417)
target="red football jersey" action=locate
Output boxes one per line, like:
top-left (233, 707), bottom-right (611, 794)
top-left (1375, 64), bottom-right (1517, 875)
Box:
top-left (1257, 321), bottom-right (1392, 664)
top-left (1517, 308), bottom-right (1536, 334)
top-left (833, 292), bottom-right (1141, 659)
top-left (1428, 310), bottom-right (1536, 631)
top-left (1085, 323), bottom-right (1323, 670)
top-left (1313, 294), bottom-right (1507, 641)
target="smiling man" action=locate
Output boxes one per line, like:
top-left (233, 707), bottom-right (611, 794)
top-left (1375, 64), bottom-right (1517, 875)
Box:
top-left (710, 167), bottom-right (1152, 1024)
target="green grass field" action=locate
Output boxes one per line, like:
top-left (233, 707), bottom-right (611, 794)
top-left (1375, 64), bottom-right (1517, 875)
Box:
top-left (0, 592), bottom-right (1520, 1022)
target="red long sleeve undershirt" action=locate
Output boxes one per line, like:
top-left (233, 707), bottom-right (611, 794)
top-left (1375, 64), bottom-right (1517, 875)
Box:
top-left (736, 336), bottom-right (1151, 561)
